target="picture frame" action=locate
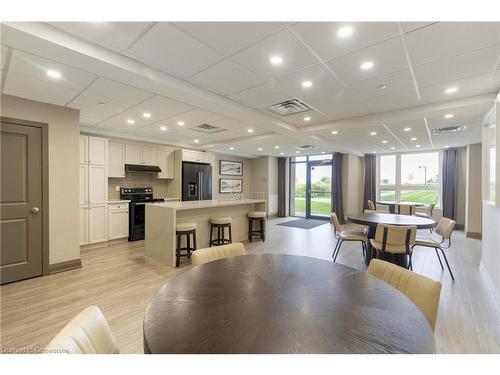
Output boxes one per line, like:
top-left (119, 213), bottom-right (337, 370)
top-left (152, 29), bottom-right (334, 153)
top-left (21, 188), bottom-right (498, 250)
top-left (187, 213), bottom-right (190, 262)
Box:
top-left (219, 160), bottom-right (243, 176)
top-left (219, 178), bottom-right (243, 194)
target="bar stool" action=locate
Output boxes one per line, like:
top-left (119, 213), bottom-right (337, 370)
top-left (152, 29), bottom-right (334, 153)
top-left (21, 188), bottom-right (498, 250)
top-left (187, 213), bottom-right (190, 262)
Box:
top-left (209, 217), bottom-right (232, 246)
top-left (248, 211), bottom-right (266, 242)
top-left (175, 222), bottom-right (197, 267)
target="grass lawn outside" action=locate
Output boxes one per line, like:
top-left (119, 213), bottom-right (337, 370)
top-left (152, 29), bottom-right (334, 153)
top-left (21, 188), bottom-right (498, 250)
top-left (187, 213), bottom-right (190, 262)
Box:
top-left (293, 197), bottom-right (331, 216)
top-left (379, 190), bottom-right (439, 204)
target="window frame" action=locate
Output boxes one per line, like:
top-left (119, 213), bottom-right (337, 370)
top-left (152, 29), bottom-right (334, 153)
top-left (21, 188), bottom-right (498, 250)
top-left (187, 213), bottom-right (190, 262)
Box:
top-left (376, 150), bottom-right (442, 208)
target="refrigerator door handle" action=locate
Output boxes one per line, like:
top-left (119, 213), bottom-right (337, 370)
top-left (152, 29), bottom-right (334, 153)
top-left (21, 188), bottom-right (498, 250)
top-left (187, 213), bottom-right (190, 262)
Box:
top-left (200, 172), bottom-right (203, 200)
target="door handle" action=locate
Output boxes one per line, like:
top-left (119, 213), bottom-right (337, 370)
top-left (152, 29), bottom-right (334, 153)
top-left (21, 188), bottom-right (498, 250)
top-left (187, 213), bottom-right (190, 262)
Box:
top-left (31, 207), bottom-right (40, 215)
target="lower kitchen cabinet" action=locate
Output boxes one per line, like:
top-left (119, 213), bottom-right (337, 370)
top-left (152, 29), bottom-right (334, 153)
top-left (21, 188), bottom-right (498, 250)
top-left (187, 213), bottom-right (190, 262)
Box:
top-left (79, 206), bottom-right (89, 245)
top-left (108, 203), bottom-right (129, 240)
top-left (89, 205), bottom-right (108, 244)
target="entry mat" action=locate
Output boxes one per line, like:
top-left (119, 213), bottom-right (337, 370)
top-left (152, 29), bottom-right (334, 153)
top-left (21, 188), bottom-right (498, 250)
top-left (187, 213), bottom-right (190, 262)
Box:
top-left (277, 218), bottom-right (329, 230)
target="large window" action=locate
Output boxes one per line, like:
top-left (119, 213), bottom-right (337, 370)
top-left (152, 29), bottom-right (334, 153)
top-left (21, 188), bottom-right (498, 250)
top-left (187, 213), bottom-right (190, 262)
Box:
top-left (378, 151), bottom-right (441, 205)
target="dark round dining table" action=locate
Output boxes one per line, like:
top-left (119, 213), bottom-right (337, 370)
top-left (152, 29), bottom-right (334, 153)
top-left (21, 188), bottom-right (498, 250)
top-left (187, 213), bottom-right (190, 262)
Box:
top-left (376, 201), bottom-right (424, 213)
top-left (143, 254), bottom-right (435, 354)
top-left (346, 212), bottom-right (436, 266)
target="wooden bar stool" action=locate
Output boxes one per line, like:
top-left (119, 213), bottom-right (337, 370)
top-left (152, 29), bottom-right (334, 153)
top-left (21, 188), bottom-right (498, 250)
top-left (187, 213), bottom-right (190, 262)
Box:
top-left (209, 217), bottom-right (232, 246)
top-left (248, 211), bottom-right (266, 242)
top-left (175, 222), bottom-right (197, 267)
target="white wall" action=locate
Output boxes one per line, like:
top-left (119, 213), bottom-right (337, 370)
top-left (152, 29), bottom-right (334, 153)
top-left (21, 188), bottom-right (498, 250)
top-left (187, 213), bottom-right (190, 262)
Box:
top-left (249, 156), bottom-right (278, 215)
top-left (1, 95), bottom-right (80, 265)
top-left (465, 143), bottom-right (482, 236)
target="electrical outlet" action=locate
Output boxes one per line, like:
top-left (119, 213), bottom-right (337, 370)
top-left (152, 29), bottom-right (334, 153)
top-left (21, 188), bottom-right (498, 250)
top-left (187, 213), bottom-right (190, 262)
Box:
top-left (115, 186), bottom-right (120, 192)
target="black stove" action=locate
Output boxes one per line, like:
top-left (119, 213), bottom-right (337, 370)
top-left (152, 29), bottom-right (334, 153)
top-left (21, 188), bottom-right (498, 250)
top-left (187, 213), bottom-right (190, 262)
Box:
top-left (120, 187), bottom-right (164, 241)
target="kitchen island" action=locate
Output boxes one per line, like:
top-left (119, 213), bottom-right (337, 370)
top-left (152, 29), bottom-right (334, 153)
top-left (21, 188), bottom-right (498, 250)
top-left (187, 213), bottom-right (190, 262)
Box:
top-left (145, 199), bottom-right (266, 267)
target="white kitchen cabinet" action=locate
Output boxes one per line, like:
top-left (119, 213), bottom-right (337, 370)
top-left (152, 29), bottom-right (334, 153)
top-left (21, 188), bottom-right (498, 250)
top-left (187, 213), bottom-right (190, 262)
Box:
top-left (89, 205), bottom-right (108, 244)
top-left (125, 144), bottom-right (142, 164)
top-left (79, 206), bottom-right (89, 246)
top-left (158, 149), bottom-right (175, 179)
top-left (108, 142), bottom-right (125, 178)
top-left (108, 202), bottom-right (129, 240)
top-left (182, 149), bottom-right (212, 164)
top-left (80, 134), bottom-right (108, 246)
top-left (142, 146), bottom-right (159, 166)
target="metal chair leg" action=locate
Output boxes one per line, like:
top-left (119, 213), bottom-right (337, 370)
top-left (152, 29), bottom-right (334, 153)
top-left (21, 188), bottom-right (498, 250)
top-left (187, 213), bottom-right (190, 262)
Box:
top-left (408, 253), bottom-right (413, 271)
top-left (333, 240), bottom-right (344, 262)
top-left (440, 248), bottom-right (455, 281)
top-left (434, 248), bottom-right (444, 269)
top-left (332, 239), bottom-right (340, 258)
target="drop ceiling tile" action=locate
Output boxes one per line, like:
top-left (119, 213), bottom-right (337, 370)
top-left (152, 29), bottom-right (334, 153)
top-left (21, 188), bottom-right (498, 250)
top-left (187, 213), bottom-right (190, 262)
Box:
top-left (414, 45), bottom-right (500, 88)
top-left (400, 22), bottom-right (436, 33)
top-left (280, 110), bottom-right (330, 127)
top-left (49, 22), bottom-right (154, 52)
top-left (229, 81), bottom-right (291, 109)
top-left (275, 63), bottom-right (344, 98)
top-left (231, 29), bottom-right (319, 79)
top-left (362, 90), bottom-right (420, 113)
top-left (138, 95), bottom-right (194, 116)
top-left (174, 22), bottom-right (287, 56)
top-left (290, 22), bottom-right (400, 61)
top-left (3, 71), bottom-right (80, 105)
top-left (125, 23), bottom-right (224, 78)
top-left (181, 108), bottom-right (225, 125)
top-left (127, 123), bottom-right (173, 138)
top-left (1, 45), bottom-right (9, 69)
top-left (8, 50), bottom-right (97, 90)
top-left (68, 92), bottom-right (132, 125)
top-left (189, 59), bottom-right (264, 96)
top-left (405, 22), bottom-right (500, 66)
top-left (211, 117), bottom-right (252, 131)
top-left (96, 106), bottom-right (170, 132)
top-left (327, 37), bottom-right (408, 84)
top-left (300, 91), bottom-right (370, 120)
top-left (83, 77), bottom-right (153, 105)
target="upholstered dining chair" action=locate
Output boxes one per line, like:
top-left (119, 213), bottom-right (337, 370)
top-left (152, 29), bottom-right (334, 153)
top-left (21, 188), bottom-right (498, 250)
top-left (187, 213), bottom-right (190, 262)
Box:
top-left (367, 259), bottom-right (442, 332)
top-left (45, 306), bottom-right (119, 354)
top-left (191, 242), bottom-right (246, 266)
top-left (415, 203), bottom-right (436, 219)
top-left (412, 217), bottom-right (457, 280)
top-left (395, 204), bottom-right (416, 215)
top-left (330, 212), bottom-right (368, 262)
top-left (368, 200), bottom-right (376, 210)
top-left (370, 224), bottom-right (417, 269)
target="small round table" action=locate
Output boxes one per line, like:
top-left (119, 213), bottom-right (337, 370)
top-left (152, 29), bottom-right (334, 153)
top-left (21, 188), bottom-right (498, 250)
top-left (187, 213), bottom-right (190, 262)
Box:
top-left (143, 254), bottom-right (435, 354)
top-left (346, 213), bottom-right (436, 266)
top-left (376, 201), bottom-right (424, 214)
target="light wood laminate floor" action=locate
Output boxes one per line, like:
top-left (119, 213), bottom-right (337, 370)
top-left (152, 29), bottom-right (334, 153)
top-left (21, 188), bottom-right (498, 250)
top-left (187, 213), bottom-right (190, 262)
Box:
top-left (1, 217), bottom-right (499, 354)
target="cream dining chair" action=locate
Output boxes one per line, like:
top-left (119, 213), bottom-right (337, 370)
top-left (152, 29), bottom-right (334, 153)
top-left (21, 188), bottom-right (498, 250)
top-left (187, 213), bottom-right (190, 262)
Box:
top-left (191, 242), bottom-right (246, 266)
top-left (45, 306), bottom-right (119, 354)
top-left (395, 204), bottom-right (416, 215)
top-left (413, 217), bottom-right (457, 280)
top-left (370, 224), bottom-right (417, 269)
top-left (330, 212), bottom-right (368, 262)
top-left (367, 259), bottom-right (442, 332)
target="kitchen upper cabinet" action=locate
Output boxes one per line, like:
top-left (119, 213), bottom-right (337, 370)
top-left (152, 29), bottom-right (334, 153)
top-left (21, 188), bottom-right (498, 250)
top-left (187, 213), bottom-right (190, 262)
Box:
top-left (109, 142), bottom-right (125, 178)
top-left (88, 136), bottom-right (107, 165)
top-left (80, 135), bottom-right (88, 164)
top-left (158, 149), bottom-right (175, 179)
top-left (182, 149), bottom-right (212, 164)
top-left (125, 144), bottom-right (159, 166)
top-left (89, 205), bottom-right (108, 244)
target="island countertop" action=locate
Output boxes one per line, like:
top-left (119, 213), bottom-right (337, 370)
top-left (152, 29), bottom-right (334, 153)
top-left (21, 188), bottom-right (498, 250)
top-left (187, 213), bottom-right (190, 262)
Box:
top-left (148, 198), bottom-right (266, 211)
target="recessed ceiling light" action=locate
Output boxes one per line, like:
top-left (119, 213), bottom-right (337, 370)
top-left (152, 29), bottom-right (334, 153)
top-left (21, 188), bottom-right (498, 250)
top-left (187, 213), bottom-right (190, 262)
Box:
top-left (404, 127), bottom-right (411, 132)
top-left (270, 56), bottom-right (283, 65)
top-left (160, 126), bottom-right (167, 131)
top-left (258, 147), bottom-right (263, 151)
top-left (142, 112), bottom-right (151, 118)
top-left (247, 128), bottom-right (254, 133)
top-left (126, 119), bottom-right (135, 124)
top-left (46, 70), bottom-right (62, 79)
top-left (279, 152), bottom-right (284, 155)
top-left (377, 84), bottom-right (387, 90)
top-left (361, 61), bottom-right (374, 70)
top-left (416, 144), bottom-right (421, 148)
top-left (382, 140), bottom-right (388, 144)
top-left (177, 121), bottom-right (185, 126)
top-left (444, 114), bottom-right (454, 119)
top-left (301, 80), bottom-right (313, 88)
top-left (444, 145), bottom-right (449, 148)
top-left (370, 131), bottom-right (377, 136)
top-left (303, 116), bottom-right (311, 122)
top-left (445, 86), bottom-right (458, 94)
top-left (372, 151), bottom-right (377, 154)
top-left (194, 139), bottom-right (200, 143)
top-left (337, 26), bottom-right (353, 38)
top-left (410, 137), bottom-right (417, 141)
top-left (274, 146), bottom-right (279, 149)
top-left (390, 147), bottom-right (396, 150)
top-left (295, 151), bottom-right (300, 154)
top-left (321, 151), bottom-right (326, 154)
top-left (331, 130), bottom-right (338, 135)
top-left (229, 147), bottom-right (235, 151)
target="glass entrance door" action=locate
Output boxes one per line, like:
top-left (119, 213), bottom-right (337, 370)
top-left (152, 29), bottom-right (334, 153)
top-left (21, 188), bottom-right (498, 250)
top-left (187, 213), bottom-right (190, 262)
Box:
top-left (307, 163), bottom-right (332, 219)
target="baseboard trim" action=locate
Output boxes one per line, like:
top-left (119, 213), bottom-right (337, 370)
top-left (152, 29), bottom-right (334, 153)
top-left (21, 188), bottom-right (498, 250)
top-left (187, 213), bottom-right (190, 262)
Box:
top-left (466, 231), bottom-right (482, 239)
top-left (456, 224), bottom-right (465, 230)
top-left (49, 259), bottom-right (82, 274)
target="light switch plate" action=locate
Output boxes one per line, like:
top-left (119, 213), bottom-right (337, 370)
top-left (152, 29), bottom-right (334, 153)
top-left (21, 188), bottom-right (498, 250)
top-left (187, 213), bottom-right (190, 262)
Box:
top-left (115, 186), bottom-right (120, 192)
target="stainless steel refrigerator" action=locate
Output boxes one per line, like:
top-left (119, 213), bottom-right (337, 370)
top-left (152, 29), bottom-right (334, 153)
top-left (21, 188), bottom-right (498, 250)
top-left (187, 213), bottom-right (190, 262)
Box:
top-left (182, 162), bottom-right (213, 201)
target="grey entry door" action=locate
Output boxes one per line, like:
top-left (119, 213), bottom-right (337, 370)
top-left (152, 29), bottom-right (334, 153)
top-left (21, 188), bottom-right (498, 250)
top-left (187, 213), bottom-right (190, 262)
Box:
top-left (1, 120), bottom-right (43, 284)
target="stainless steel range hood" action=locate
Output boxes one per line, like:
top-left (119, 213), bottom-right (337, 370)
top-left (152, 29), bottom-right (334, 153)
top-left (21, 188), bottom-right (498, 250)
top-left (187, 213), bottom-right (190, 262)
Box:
top-left (125, 164), bottom-right (162, 173)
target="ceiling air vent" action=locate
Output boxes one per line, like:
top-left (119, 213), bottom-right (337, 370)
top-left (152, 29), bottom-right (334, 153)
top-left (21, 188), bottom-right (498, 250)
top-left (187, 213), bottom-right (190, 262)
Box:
top-left (431, 125), bottom-right (466, 135)
top-left (268, 99), bottom-right (313, 116)
top-left (296, 145), bottom-right (316, 150)
top-left (192, 124), bottom-right (226, 134)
